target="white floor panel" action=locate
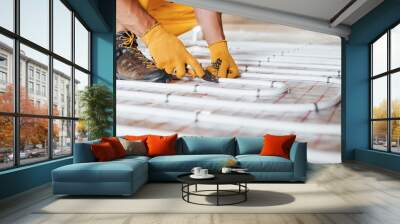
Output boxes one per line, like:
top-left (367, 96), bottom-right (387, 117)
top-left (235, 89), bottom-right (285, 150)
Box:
top-left (117, 24), bottom-right (342, 163)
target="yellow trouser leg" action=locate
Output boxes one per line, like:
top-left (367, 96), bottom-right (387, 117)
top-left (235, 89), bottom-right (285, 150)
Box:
top-left (139, 0), bottom-right (197, 36)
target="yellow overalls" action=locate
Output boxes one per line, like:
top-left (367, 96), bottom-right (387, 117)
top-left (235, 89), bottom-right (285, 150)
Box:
top-left (139, 0), bottom-right (197, 36)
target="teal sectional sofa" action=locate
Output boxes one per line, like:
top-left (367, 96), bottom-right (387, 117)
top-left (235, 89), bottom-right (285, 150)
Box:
top-left (52, 136), bottom-right (307, 196)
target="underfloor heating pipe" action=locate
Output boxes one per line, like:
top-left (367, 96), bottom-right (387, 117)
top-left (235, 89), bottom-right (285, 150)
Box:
top-left (117, 104), bottom-right (341, 135)
top-left (117, 89), bottom-right (341, 113)
top-left (117, 80), bottom-right (288, 97)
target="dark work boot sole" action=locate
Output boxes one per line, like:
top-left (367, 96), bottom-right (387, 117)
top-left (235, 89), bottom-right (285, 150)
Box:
top-left (117, 69), bottom-right (172, 83)
top-left (202, 70), bottom-right (219, 83)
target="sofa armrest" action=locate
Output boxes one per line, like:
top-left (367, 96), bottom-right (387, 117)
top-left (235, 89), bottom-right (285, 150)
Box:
top-left (73, 141), bottom-right (99, 163)
top-left (289, 142), bottom-right (307, 181)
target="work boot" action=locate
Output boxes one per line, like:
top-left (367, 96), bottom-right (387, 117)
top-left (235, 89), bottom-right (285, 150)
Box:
top-left (116, 31), bottom-right (171, 83)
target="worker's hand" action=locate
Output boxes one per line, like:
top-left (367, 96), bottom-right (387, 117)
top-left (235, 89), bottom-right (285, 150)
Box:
top-left (141, 24), bottom-right (204, 79)
top-left (206, 40), bottom-right (239, 78)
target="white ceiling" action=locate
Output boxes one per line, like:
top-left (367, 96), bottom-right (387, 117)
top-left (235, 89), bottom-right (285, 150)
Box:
top-left (226, 0), bottom-right (352, 22)
top-left (172, 0), bottom-right (384, 38)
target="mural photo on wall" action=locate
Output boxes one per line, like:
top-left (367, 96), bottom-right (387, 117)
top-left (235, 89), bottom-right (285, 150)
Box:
top-left (115, 0), bottom-right (342, 163)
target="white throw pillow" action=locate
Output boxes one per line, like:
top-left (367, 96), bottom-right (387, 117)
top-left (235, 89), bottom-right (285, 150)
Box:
top-left (118, 138), bottom-right (147, 156)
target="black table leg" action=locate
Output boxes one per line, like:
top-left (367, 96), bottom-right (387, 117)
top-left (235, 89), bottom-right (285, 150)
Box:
top-left (216, 184), bottom-right (219, 206)
top-left (245, 183), bottom-right (247, 201)
top-left (187, 184), bottom-right (190, 202)
top-left (181, 184), bottom-right (183, 199)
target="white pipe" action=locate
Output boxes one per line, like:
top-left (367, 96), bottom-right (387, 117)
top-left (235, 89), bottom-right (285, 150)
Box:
top-left (241, 67), bottom-right (340, 77)
top-left (265, 59), bottom-right (340, 67)
top-left (219, 77), bottom-right (286, 88)
top-left (192, 54), bottom-right (341, 67)
top-left (241, 72), bottom-right (341, 84)
top-left (117, 89), bottom-right (341, 112)
top-left (268, 55), bottom-right (340, 63)
top-left (117, 104), bottom-right (341, 135)
top-left (117, 80), bottom-right (288, 97)
top-left (197, 59), bottom-right (341, 71)
top-left (117, 125), bottom-right (191, 137)
top-left (185, 41), bottom-right (341, 51)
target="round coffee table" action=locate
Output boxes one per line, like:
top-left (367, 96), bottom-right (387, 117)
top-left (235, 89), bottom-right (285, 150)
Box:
top-left (177, 173), bottom-right (255, 206)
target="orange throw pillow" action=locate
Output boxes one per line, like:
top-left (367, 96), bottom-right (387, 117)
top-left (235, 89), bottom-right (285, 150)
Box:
top-left (125, 135), bottom-right (149, 141)
top-left (146, 134), bottom-right (178, 157)
top-left (91, 142), bottom-right (117, 162)
top-left (101, 137), bottom-right (126, 158)
top-left (260, 134), bottom-right (296, 159)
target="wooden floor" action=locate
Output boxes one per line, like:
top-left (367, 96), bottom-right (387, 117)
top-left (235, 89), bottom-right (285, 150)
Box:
top-left (1, 162), bottom-right (400, 224)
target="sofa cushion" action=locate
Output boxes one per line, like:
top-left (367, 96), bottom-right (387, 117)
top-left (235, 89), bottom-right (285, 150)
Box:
top-left (147, 134), bottom-right (177, 157)
top-left (149, 154), bottom-right (235, 172)
top-left (53, 158), bottom-right (147, 183)
top-left (235, 137), bottom-right (263, 155)
top-left (125, 135), bottom-right (149, 142)
top-left (116, 155), bottom-right (150, 163)
top-left (236, 155), bottom-right (293, 172)
top-left (91, 142), bottom-right (118, 162)
top-left (177, 136), bottom-right (235, 155)
top-left (118, 138), bottom-right (147, 156)
top-left (73, 139), bottom-right (100, 163)
top-left (260, 134), bottom-right (296, 159)
top-left (101, 137), bottom-right (127, 158)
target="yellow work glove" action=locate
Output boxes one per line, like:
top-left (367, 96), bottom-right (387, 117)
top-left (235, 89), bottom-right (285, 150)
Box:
top-left (207, 40), bottom-right (240, 78)
top-left (141, 23), bottom-right (204, 79)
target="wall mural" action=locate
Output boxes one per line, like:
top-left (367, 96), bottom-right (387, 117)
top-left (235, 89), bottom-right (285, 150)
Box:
top-left (116, 8), bottom-right (341, 163)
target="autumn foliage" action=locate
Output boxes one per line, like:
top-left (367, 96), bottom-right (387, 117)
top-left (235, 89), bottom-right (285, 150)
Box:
top-left (0, 85), bottom-right (59, 151)
top-left (372, 99), bottom-right (400, 142)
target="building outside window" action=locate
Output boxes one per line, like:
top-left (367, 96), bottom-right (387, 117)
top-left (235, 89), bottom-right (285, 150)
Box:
top-left (0, 0), bottom-right (91, 170)
top-left (370, 23), bottom-right (400, 154)
top-left (0, 54), bottom-right (7, 67)
top-left (0, 71), bottom-right (7, 85)
top-left (41, 85), bottom-right (46, 97)
top-left (35, 70), bottom-right (41, 81)
top-left (28, 66), bottom-right (34, 80)
top-left (28, 81), bottom-right (34, 94)
top-left (0, 54), bottom-right (7, 90)
top-left (35, 83), bottom-right (40, 95)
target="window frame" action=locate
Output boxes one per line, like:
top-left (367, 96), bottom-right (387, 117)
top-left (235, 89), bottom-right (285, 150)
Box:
top-left (370, 20), bottom-right (400, 154)
top-left (0, 0), bottom-right (91, 171)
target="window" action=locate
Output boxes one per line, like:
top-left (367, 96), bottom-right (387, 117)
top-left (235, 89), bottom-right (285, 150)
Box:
top-left (0, 0), bottom-right (14, 31)
top-left (0, 55), bottom-right (7, 67)
top-left (0, 35), bottom-right (13, 113)
top-left (53, 119), bottom-right (72, 158)
top-left (0, 116), bottom-right (14, 170)
top-left (74, 69), bottom-right (89, 118)
top-left (75, 18), bottom-right (90, 70)
top-left (0, 71), bottom-right (6, 85)
top-left (28, 67), bottom-right (34, 80)
top-left (35, 70), bottom-right (41, 81)
top-left (0, 0), bottom-right (91, 170)
top-left (20, 0), bottom-right (49, 48)
top-left (41, 85), bottom-right (46, 97)
top-left (0, 54), bottom-right (8, 89)
top-left (74, 69), bottom-right (89, 143)
top-left (371, 23), bottom-right (400, 154)
top-left (53, 0), bottom-right (72, 60)
top-left (28, 81), bottom-right (34, 94)
top-left (35, 83), bottom-right (40, 95)
top-left (53, 59), bottom-right (72, 117)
